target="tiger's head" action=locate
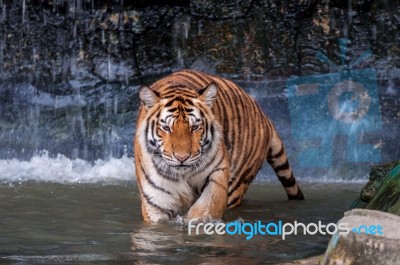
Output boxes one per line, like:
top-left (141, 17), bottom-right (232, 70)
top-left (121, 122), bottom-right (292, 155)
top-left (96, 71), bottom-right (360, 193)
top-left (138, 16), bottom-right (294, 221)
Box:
top-left (139, 83), bottom-right (221, 169)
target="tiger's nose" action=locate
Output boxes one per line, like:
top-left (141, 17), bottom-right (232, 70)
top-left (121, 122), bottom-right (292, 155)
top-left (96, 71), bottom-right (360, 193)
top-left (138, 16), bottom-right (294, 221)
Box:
top-left (174, 153), bottom-right (190, 162)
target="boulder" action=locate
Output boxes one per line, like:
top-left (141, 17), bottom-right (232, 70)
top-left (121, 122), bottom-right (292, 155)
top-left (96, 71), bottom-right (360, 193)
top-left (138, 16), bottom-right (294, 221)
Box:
top-left (321, 209), bottom-right (400, 265)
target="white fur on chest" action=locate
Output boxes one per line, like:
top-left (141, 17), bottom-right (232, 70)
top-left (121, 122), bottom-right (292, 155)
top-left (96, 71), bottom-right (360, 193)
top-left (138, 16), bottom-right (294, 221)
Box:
top-left (140, 147), bottom-right (212, 213)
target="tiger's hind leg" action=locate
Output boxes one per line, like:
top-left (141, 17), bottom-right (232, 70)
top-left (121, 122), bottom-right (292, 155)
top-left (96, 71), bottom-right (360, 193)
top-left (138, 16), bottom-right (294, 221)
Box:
top-left (267, 131), bottom-right (304, 200)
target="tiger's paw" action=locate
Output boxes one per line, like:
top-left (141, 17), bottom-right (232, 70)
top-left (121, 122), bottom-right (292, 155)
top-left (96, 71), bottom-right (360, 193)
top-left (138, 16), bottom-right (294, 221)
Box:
top-left (185, 205), bottom-right (224, 224)
top-left (185, 210), bottom-right (210, 224)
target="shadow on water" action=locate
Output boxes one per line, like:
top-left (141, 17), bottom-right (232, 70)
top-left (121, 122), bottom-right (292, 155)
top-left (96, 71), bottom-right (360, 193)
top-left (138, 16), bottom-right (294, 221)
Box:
top-left (0, 181), bottom-right (362, 264)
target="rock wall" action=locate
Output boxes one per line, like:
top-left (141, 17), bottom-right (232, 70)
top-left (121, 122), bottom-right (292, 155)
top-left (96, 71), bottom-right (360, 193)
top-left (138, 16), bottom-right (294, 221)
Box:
top-left (0, 0), bottom-right (399, 161)
top-left (1, 0), bottom-right (399, 85)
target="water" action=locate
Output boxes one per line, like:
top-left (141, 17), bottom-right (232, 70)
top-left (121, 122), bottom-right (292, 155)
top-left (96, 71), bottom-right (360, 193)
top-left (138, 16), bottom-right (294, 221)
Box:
top-left (0, 158), bottom-right (363, 264)
top-left (0, 182), bottom-right (362, 264)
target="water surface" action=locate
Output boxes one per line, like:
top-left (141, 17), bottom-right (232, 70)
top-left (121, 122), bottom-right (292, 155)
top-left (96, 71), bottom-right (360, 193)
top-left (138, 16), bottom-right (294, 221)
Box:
top-left (0, 182), bottom-right (363, 264)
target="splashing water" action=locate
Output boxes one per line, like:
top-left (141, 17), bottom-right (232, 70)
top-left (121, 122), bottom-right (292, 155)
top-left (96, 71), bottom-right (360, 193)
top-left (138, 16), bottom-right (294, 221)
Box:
top-left (0, 151), bottom-right (135, 184)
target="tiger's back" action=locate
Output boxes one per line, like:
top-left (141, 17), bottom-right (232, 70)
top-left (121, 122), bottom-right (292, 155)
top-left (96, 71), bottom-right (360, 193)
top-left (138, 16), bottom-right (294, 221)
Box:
top-left (135, 70), bottom-right (304, 222)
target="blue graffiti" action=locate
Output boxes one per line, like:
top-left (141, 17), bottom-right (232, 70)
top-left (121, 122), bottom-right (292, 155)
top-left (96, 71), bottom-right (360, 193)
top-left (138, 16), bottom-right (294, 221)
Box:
top-left (286, 38), bottom-right (382, 167)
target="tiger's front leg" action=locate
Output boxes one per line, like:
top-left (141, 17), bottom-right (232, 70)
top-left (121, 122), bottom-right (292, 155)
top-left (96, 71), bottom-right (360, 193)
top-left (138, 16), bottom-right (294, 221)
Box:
top-left (186, 161), bottom-right (230, 222)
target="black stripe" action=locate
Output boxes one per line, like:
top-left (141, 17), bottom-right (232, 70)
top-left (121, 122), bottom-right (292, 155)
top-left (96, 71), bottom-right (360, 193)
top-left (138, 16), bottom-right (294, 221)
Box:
top-left (142, 191), bottom-right (174, 218)
top-left (202, 119), bottom-right (210, 147)
top-left (145, 106), bottom-right (161, 124)
top-left (165, 84), bottom-right (187, 90)
top-left (146, 142), bottom-right (162, 154)
top-left (229, 85), bottom-right (246, 167)
top-left (163, 96), bottom-right (188, 108)
top-left (228, 166), bottom-right (253, 196)
top-left (274, 160), bottom-right (290, 172)
top-left (200, 176), bottom-right (210, 193)
top-left (210, 124), bottom-right (215, 139)
top-left (165, 99), bottom-right (175, 107)
top-left (163, 114), bottom-right (173, 121)
top-left (201, 123), bottom-right (214, 154)
top-left (150, 120), bottom-right (156, 139)
top-left (228, 101), bottom-right (260, 186)
top-left (189, 70), bottom-right (211, 84)
top-left (218, 79), bottom-right (237, 151)
top-left (177, 96), bottom-right (186, 103)
top-left (152, 159), bottom-right (180, 182)
top-left (140, 159), bottom-right (172, 195)
top-left (163, 91), bottom-right (197, 99)
top-left (268, 147), bottom-right (284, 160)
top-left (211, 167), bottom-right (227, 174)
top-left (148, 139), bottom-right (156, 147)
top-left (178, 71), bottom-right (207, 88)
top-left (227, 196), bottom-right (240, 207)
top-left (209, 179), bottom-right (228, 193)
top-left (175, 74), bottom-right (202, 89)
top-left (199, 109), bottom-right (204, 118)
top-left (200, 167), bottom-right (228, 194)
top-left (203, 118), bottom-right (209, 137)
top-left (278, 173), bottom-right (296, 187)
top-left (198, 86), bottom-right (207, 95)
top-left (220, 79), bottom-right (237, 153)
top-left (217, 93), bottom-right (230, 149)
top-left (168, 107), bottom-right (178, 112)
top-left (199, 153), bottom-right (223, 174)
top-left (152, 90), bottom-right (161, 98)
top-left (162, 94), bottom-right (177, 99)
top-left (144, 121), bottom-right (150, 143)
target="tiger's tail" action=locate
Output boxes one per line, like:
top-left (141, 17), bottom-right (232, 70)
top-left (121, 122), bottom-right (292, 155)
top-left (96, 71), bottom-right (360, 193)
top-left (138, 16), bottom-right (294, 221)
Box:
top-left (266, 130), bottom-right (305, 200)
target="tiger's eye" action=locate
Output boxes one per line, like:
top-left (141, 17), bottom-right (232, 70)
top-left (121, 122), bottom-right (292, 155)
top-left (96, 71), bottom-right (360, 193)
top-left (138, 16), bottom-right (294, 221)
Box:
top-left (162, 125), bottom-right (170, 132)
top-left (192, 125), bottom-right (200, 131)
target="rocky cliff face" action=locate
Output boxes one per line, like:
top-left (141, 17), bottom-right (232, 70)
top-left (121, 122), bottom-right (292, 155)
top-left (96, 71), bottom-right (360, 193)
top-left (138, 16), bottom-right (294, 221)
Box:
top-left (0, 0), bottom-right (399, 162)
top-left (1, 0), bottom-right (399, 83)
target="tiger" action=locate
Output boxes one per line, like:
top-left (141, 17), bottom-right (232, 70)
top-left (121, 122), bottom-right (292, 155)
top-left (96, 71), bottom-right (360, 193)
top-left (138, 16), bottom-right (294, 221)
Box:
top-left (134, 69), bottom-right (304, 223)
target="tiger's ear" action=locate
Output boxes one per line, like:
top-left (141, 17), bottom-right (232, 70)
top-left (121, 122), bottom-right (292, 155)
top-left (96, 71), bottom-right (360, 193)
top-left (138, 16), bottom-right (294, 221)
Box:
top-left (139, 86), bottom-right (160, 109)
top-left (199, 82), bottom-right (218, 108)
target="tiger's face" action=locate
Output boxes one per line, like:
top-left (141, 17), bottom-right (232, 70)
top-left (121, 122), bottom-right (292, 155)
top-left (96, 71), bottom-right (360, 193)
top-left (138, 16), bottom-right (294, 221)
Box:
top-left (139, 83), bottom-right (219, 169)
top-left (157, 104), bottom-right (204, 166)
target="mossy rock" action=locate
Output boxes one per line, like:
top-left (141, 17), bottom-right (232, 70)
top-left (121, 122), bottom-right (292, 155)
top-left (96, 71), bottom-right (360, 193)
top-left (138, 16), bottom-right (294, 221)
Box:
top-left (360, 161), bottom-right (399, 202)
top-left (350, 161), bottom-right (400, 215)
top-left (366, 164), bottom-right (400, 215)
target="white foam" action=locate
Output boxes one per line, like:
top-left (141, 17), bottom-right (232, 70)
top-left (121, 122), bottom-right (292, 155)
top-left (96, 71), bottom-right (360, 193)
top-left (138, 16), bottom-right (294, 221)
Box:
top-left (0, 151), bottom-right (369, 184)
top-left (0, 151), bottom-right (135, 184)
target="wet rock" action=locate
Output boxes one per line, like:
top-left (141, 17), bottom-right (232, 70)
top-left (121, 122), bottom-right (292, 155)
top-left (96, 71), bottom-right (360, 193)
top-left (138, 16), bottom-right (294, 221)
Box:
top-left (190, 0), bottom-right (253, 20)
top-left (366, 164), bottom-right (400, 215)
top-left (321, 209), bottom-right (400, 265)
top-left (360, 161), bottom-right (399, 202)
top-left (350, 162), bottom-right (400, 215)
top-left (0, 0), bottom-right (399, 82)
